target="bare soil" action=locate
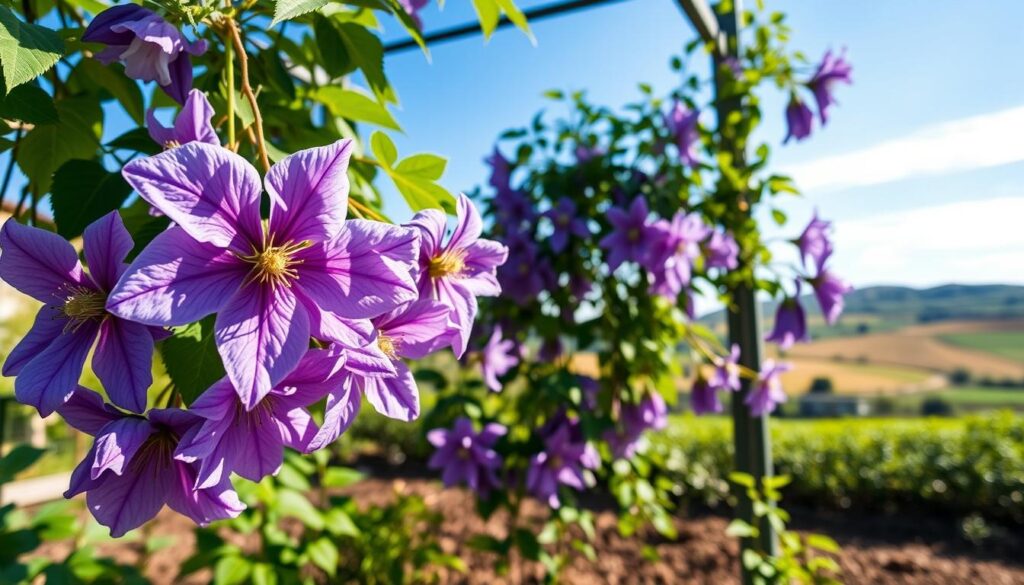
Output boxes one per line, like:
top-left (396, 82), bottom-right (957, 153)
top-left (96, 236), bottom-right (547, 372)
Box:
top-left (36, 476), bottom-right (1024, 585)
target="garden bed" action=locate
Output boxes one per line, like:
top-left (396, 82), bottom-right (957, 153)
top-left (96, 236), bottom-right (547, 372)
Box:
top-left (34, 477), bottom-right (1024, 585)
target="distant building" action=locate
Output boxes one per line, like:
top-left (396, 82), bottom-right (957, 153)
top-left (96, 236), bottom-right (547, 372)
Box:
top-left (798, 394), bottom-right (871, 417)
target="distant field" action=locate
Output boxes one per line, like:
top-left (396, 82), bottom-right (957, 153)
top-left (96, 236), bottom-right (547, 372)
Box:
top-left (778, 357), bottom-right (937, 395)
top-left (939, 331), bottom-right (1024, 363)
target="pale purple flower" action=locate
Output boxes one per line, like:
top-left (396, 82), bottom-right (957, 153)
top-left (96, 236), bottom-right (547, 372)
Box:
top-left (765, 285), bottom-right (809, 350)
top-left (705, 231), bottom-right (739, 270)
top-left (108, 140), bottom-right (420, 410)
top-left (410, 195), bottom-right (508, 357)
top-left (60, 387), bottom-right (244, 537)
top-left (174, 349), bottom-right (343, 489)
top-left (645, 211), bottom-right (710, 298)
top-left (83, 5), bottom-right (207, 104)
top-left (808, 49), bottom-right (853, 124)
top-left (527, 418), bottom-right (596, 508)
top-left (709, 344), bottom-right (741, 393)
top-left (784, 96), bottom-right (814, 143)
top-left (498, 232), bottom-right (545, 305)
top-left (147, 89), bottom-right (218, 149)
top-left (493, 188), bottom-right (535, 230)
top-left (599, 197), bottom-right (654, 271)
top-left (398, 0), bottom-right (429, 29)
top-left (746, 359), bottom-right (792, 416)
top-left (809, 261), bottom-right (853, 325)
top-left (544, 198), bottom-right (588, 253)
top-left (665, 101), bottom-right (700, 167)
top-left (0, 213), bottom-right (157, 416)
top-left (427, 417), bottom-right (506, 495)
top-left (690, 377), bottom-right (722, 415)
top-left (481, 325), bottom-right (518, 392)
top-left (794, 210), bottom-right (832, 271)
top-left (485, 146), bottom-right (512, 192)
top-left (605, 392), bottom-right (668, 458)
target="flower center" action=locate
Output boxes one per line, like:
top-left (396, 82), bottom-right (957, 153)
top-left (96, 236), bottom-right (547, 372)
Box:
top-left (239, 236), bottom-right (310, 288)
top-left (627, 228), bottom-right (640, 242)
top-left (377, 332), bottom-right (398, 360)
top-left (60, 286), bottom-right (106, 331)
top-left (164, 139), bottom-right (181, 149)
top-left (129, 429), bottom-right (176, 473)
top-left (428, 250), bottom-right (466, 279)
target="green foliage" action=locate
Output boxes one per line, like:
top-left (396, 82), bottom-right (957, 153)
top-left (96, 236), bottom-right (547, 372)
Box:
top-left (51, 160), bottom-right (133, 239)
top-left (370, 131), bottom-right (455, 212)
top-left (0, 84), bottom-right (56, 125)
top-left (0, 7), bottom-right (64, 94)
top-left (160, 317), bottom-right (226, 406)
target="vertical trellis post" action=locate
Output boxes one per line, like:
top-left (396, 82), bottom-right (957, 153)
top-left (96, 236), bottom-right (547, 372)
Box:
top-left (676, 0), bottom-right (779, 581)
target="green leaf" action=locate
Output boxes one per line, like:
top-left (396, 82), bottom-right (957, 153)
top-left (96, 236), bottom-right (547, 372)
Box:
top-left (276, 490), bottom-right (324, 530)
top-left (725, 519), bottom-right (757, 538)
top-left (395, 153), bottom-right (446, 180)
top-left (370, 131), bottom-right (397, 166)
top-left (306, 537), bottom-right (339, 576)
top-left (251, 563), bottom-right (278, 585)
top-left (0, 7), bottom-right (63, 94)
top-left (389, 170), bottom-right (455, 212)
top-left (160, 317), bottom-right (226, 406)
top-left (323, 508), bottom-right (360, 537)
top-left (312, 86), bottom-right (400, 130)
top-left (0, 83), bottom-right (56, 124)
top-left (17, 96), bottom-right (101, 193)
top-left (213, 556), bottom-right (251, 585)
top-left (313, 14), bottom-right (352, 78)
top-left (271, 0), bottom-right (330, 26)
top-left (471, 0), bottom-right (500, 38)
top-left (806, 534), bottom-right (840, 553)
top-left (513, 528), bottom-right (540, 561)
top-left (107, 127), bottom-right (161, 156)
top-left (383, 0), bottom-right (429, 54)
top-left (0, 445), bottom-right (45, 483)
top-left (51, 160), bottom-right (132, 239)
top-left (493, 0), bottom-right (532, 38)
top-left (728, 471), bottom-right (756, 489)
top-left (322, 467), bottom-right (365, 488)
top-left (67, 59), bottom-right (144, 124)
top-left (334, 22), bottom-right (395, 104)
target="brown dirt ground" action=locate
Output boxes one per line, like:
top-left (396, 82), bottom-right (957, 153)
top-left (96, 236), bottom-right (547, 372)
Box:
top-left (32, 477), bottom-right (1024, 585)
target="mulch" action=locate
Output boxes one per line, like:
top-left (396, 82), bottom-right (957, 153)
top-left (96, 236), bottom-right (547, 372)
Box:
top-left (32, 476), bottom-right (1024, 584)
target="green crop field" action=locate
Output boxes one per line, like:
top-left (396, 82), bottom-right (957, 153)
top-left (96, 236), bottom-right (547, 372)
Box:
top-left (940, 331), bottom-right (1024, 363)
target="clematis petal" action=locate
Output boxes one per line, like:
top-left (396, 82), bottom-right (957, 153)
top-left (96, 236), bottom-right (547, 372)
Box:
top-left (91, 417), bottom-right (154, 480)
top-left (86, 450), bottom-right (171, 538)
top-left (92, 317), bottom-right (155, 413)
top-left (175, 89), bottom-right (219, 145)
top-left (273, 348), bottom-right (348, 409)
top-left (266, 140), bottom-right (353, 243)
top-left (379, 300), bottom-right (451, 360)
top-left (81, 5), bottom-right (150, 45)
top-left (107, 227), bottom-right (247, 326)
top-left (296, 220), bottom-right (419, 320)
top-left (227, 406), bottom-right (285, 482)
top-left (163, 51), bottom-right (193, 105)
top-left (302, 298), bottom-right (375, 348)
top-left (305, 375), bottom-right (361, 452)
top-left (0, 219), bottom-right (84, 303)
top-left (166, 461), bottom-right (245, 527)
top-left (66, 444), bottom-right (103, 498)
top-left (280, 407), bottom-right (317, 452)
top-left (58, 386), bottom-right (120, 436)
top-left (215, 284), bottom-right (310, 410)
top-left (121, 143), bottom-right (262, 248)
top-left (359, 361), bottom-right (420, 422)
top-left (407, 209), bottom-right (447, 259)
top-left (3, 306), bottom-right (67, 376)
top-left (464, 239), bottom-right (509, 273)
top-left (83, 211), bottom-right (134, 292)
top-left (436, 278), bottom-right (478, 359)
top-left (16, 324), bottom-right (98, 417)
top-left (446, 194), bottom-right (483, 252)
top-left (343, 343), bottom-right (397, 378)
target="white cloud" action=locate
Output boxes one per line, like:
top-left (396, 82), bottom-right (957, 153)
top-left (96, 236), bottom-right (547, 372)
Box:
top-left (786, 106), bottom-right (1024, 192)
top-left (831, 197), bottom-right (1024, 287)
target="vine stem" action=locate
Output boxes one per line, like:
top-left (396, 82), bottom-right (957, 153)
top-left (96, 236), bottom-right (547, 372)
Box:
top-left (225, 18), bottom-right (270, 174)
top-left (348, 198), bottom-right (387, 222)
top-left (224, 22), bottom-right (236, 150)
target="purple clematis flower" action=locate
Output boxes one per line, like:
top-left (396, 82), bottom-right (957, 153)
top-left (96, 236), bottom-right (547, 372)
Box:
top-left (83, 5), bottom-right (207, 104)
top-left (645, 211), bottom-right (711, 298)
top-left (526, 417), bottom-right (597, 508)
top-left (690, 377), bottom-right (722, 415)
top-left (174, 349), bottom-right (344, 489)
top-left (599, 197), bottom-right (654, 271)
top-left (485, 146), bottom-right (512, 192)
top-left (784, 96), bottom-right (814, 143)
top-left (575, 144), bottom-right (604, 164)
top-left (808, 49), bottom-right (853, 124)
top-left (665, 101), bottom-right (701, 167)
top-left (493, 189), bottom-right (535, 230)
top-left (705, 231), bottom-right (739, 270)
top-left (0, 212), bottom-right (157, 416)
top-left (794, 211), bottom-right (833, 272)
top-left (605, 392), bottom-right (668, 458)
top-left (60, 387), bottom-right (244, 537)
top-left (808, 260), bottom-right (853, 325)
top-left (410, 194), bottom-right (509, 357)
top-left (709, 344), bottom-right (742, 393)
top-left (497, 231), bottom-right (545, 305)
top-left (427, 417), bottom-right (506, 496)
top-left (398, 0), bottom-right (430, 29)
top-left (480, 325), bottom-right (519, 392)
top-left (746, 359), bottom-right (792, 416)
top-left (147, 89), bottom-right (219, 149)
top-left (544, 197), bottom-right (589, 253)
top-left (765, 286), bottom-right (810, 350)
top-left (108, 140), bottom-right (420, 410)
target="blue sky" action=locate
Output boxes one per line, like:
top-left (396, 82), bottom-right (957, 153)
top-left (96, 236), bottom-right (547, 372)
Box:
top-left (376, 0), bottom-right (1024, 288)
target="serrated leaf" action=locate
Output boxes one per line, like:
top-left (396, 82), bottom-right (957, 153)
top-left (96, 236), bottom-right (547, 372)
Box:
top-left (312, 86), bottom-right (400, 130)
top-left (0, 83), bottom-right (55, 124)
top-left (51, 160), bottom-right (132, 239)
top-left (334, 21), bottom-right (395, 104)
top-left (160, 317), bottom-right (226, 406)
top-left (394, 153), bottom-right (445, 180)
top-left (271, 0), bottom-right (330, 26)
top-left (0, 7), bottom-right (63, 94)
top-left (313, 14), bottom-right (352, 78)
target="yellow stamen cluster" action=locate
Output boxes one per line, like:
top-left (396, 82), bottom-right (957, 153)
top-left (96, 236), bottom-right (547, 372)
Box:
top-left (238, 235), bottom-right (311, 288)
top-left (428, 250), bottom-right (467, 279)
top-left (377, 332), bottom-right (398, 360)
top-left (164, 139), bottom-right (181, 149)
top-left (60, 286), bottom-right (106, 332)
